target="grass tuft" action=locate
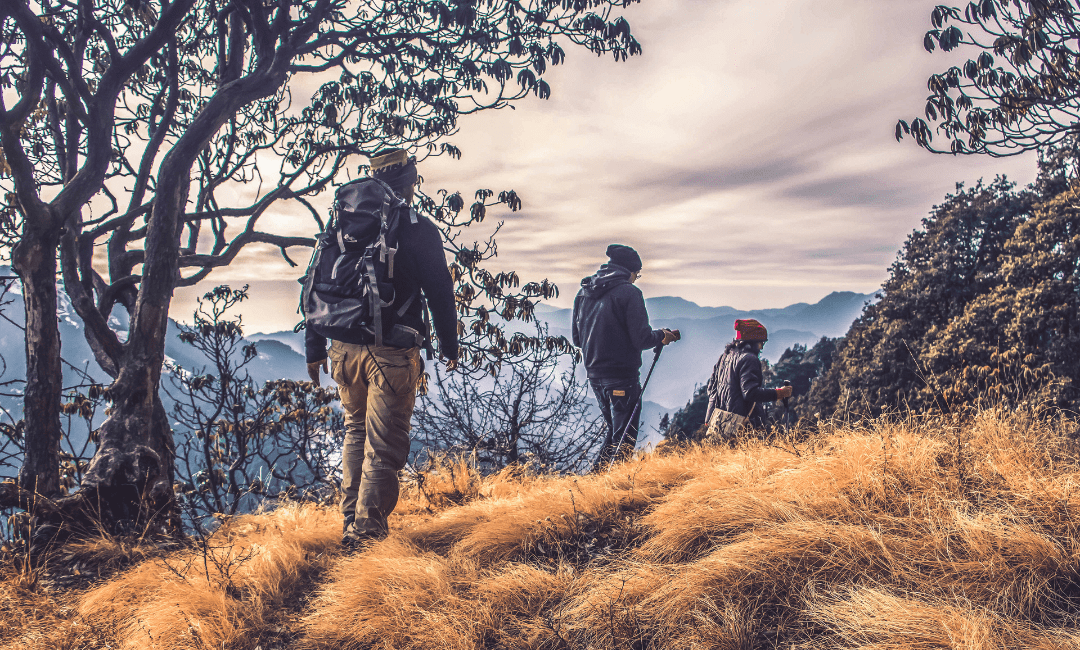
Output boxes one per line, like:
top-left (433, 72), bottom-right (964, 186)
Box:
top-left (4, 406), bottom-right (1080, 648)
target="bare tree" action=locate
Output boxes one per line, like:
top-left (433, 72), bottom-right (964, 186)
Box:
top-left (165, 286), bottom-right (343, 530)
top-left (0, 0), bottom-right (643, 533)
top-left (414, 341), bottom-right (604, 474)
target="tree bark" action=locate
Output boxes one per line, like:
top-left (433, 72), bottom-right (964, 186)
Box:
top-left (76, 56), bottom-right (293, 533)
top-left (78, 376), bottom-right (176, 531)
top-left (12, 214), bottom-right (63, 498)
top-left (76, 159), bottom-right (189, 531)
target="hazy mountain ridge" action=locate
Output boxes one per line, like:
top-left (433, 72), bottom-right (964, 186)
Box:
top-left (535, 291), bottom-right (874, 341)
top-left (0, 271), bottom-right (309, 436)
top-left (520, 291), bottom-right (875, 411)
top-left (251, 290), bottom-right (874, 442)
top-left (0, 276), bottom-right (871, 453)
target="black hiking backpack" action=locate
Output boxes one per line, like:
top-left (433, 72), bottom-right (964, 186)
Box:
top-left (300, 178), bottom-right (424, 348)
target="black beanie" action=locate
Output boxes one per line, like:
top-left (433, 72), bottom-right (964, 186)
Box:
top-left (606, 244), bottom-right (642, 273)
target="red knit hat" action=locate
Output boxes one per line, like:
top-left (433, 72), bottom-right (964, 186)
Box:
top-left (734, 318), bottom-right (768, 341)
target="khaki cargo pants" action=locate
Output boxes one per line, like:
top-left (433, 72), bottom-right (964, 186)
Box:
top-left (328, 341), bottom-right (423, 536)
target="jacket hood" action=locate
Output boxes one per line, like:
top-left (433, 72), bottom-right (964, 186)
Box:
top-left (580, 263), bottom-right (633, 299)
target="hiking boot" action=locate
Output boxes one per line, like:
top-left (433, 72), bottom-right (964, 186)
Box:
top-left (341, 530), bottom-right (383, 552)
top-left (341, 516), bottom-right (387, 552)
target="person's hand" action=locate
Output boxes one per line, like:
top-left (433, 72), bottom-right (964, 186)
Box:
top-left (661, 329), bottom-right (681, 345)
top-left (307, 359), bottom-right (328, 387)
top-left (776, 385), bottom-right (793, 401)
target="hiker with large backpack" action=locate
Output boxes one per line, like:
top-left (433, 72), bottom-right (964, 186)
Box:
top-left (704, 319), bottom-right (792, 441)
top-left (572, 245), bottom-right (680, 470)
top-left (302, 148), bottom-right (458, 549)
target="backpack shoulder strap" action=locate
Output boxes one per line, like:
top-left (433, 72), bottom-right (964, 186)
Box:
top-left (368, 185), bottom-right (398, 347)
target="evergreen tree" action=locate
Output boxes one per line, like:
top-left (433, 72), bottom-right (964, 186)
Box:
top-left (760, 337), bottom-right (840, 423)
top-left (930, 157), bottom-right (1080, 408)
top-left (664, 385), bottom-right (708, 442)
top-left (808, 146), bottom-right (1080, 417)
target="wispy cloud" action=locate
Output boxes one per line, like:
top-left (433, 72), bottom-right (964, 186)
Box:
top-left (178, 0), bottom-right (1038, 333)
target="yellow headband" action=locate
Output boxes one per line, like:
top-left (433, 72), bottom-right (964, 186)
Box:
top-left (369, 149), bottom-right (409, 172)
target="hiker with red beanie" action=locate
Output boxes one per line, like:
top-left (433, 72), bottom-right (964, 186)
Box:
top-left (704, 319), bottom-right (793, 439)
top-left (573, 244), bottom-right (680, 469)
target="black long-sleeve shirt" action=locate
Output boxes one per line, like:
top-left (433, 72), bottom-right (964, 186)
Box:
top-left (305, 209), bottom-right (458, 362)
top-left (572, 263), bottom-right (664, 380)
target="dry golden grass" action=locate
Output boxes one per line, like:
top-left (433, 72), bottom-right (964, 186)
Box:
top-left (0, 565), bottom-right (72, 650)
top-left (4, 406), bottom-right (1080, 649)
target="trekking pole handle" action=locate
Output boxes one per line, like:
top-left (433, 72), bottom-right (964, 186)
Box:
top-left (782, 379), bottom-right (791, 409)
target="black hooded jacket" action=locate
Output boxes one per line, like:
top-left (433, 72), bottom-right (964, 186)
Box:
top-left (705, 342), bottom-right (779, 426)
top-left (572, 263), bottom-right (665, 380)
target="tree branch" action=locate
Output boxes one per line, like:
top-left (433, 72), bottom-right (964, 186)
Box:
top-left (53, 0), bottom-right (197, 219)
top-left (60, 228), bottom-right (123, 378)
top-left (177, 232), bottom-right (314, 286)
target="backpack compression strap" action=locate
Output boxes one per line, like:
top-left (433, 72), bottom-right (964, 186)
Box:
top-left (369, 191), bottom-right (394, 346)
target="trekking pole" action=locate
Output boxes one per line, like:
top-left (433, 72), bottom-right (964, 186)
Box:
top-left (607, 343), bottom-right (664, 472)
top-left (782, 379), bottom-right (792, 427)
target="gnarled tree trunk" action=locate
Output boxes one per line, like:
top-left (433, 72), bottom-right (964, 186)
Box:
top-left (74, 56), bottom-right (293, 536)
top-left (75, 155), bottom-right (190, 535)
top-left (78, 372), bottom-right (176, 534)
top-left (12, 210), bottom-right (63, 499)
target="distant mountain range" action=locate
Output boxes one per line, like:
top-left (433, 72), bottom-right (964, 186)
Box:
top-left (0, 272), bottom-right (309, 478)
top-left (248, 290), bottom-right (876, 445)
top-left (519, 291), bottom-right (874, 412)
top-left (0, 271), bottom-right (873, 454)
top-left (534, 291), bottom-right (872, 343)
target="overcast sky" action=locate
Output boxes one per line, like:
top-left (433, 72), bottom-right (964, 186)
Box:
top-left (174, 0), bottom-right (1039, 334)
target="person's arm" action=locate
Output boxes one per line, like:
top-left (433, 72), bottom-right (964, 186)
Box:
top-left (411, 218), bottom-right (459, 360)
top-left (622, 287), bottom-right (665, 351)
top-left (571, 293), bottom-right (583, 347)
top-left (738, 354), bottom-right (779, 403)
top-left (305, 327), bottom-right (329, 386)
top-left (305, 327), bottom-right (328, 363)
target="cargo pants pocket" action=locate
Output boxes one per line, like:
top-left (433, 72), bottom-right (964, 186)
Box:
top-left (372, 347), bottom-right (421, 395)
top-left (327, 343), bottom-right (348, 386)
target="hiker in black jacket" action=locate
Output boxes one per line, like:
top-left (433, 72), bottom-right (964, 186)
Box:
top-left (704, 319), bottom-right (792, 438)
top-left (573, 244), bottom-right (680, 469)
top-left (305, 148), bottom-right (458, 548)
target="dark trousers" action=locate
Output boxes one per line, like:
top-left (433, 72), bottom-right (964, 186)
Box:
top-left (590, 377), bottom-right (641, 470)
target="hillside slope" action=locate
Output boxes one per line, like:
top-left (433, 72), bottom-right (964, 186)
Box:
top-left (4, 407), bottom-right (1080, 649)
top-left (0, 270), bottom-right (309, 425)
